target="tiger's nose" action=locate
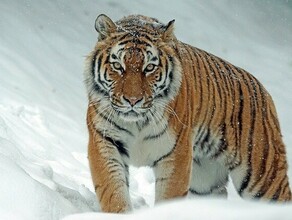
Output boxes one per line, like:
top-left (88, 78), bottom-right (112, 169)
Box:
top-left (123, 95), bottom-right (143, 106)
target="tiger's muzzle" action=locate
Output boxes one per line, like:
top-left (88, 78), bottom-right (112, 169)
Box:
top-left (111, 95), bottom-right (152, 121)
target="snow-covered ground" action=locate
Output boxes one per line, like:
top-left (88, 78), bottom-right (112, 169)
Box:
top-left (0, 0), bottom-right (291, 219)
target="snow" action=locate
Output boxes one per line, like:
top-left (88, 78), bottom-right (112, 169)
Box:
top-left (63, 199), bottom-right (292, 220)
top-left (0, 0), bottom-right (291, 220)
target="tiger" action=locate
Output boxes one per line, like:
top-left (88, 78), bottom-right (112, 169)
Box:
top-left (84, 14), bottom-right (291, 213)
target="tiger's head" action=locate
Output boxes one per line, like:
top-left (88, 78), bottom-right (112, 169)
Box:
top-left (84, 14), bottom-right (182, 122)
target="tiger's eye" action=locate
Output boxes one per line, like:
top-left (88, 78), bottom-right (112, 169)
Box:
top-left (144, 64), bottom-right (156, 73)
top-left (113, 62), bottom-right (122, 70)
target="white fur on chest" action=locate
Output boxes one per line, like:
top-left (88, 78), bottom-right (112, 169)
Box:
top-left (96, 115), bottom-right (176, 167)
top-left (125, 124), bottom-right (175, 167)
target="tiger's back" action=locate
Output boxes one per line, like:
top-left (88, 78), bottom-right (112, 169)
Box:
top-left (84, 14), bottom-right (291, 213)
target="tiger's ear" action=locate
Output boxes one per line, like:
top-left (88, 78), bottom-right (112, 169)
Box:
top-left (162, 19), bottom-right (175, 42)
top-left (95, 14), bottom-right (117, 40)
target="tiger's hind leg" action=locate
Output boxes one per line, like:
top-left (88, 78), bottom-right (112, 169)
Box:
top-left (230, 143), bottom-right (292, 202)
top-left (189, 157), bottom-right (229, 198)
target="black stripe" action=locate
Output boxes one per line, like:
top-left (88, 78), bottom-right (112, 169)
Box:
top-left (212, 123), bottom-right (228, 159)
top-left (238, 68), bottom-right (256, 196)
top-left (106, 158), bottom-right (125, 170)
top-left (151, 145), bottom-right (175, 167)
top-left (206, 55), bottom-right (217, 129)
top-left (237, 83), bottom-right (244, 136)
top-left (194, 126), bottom-right (204, 146)
top-left (135, 116), bottom-right (150, 131)
top-left (198, 52), bottom-right (220, 134)
top-left (111, 54), bottom-right (118, 60)
top-left (212, 56), bottom-right (236, 126)
top-left (202, 51), bottom-right (223, 106)
top-left (93, 84), bottom-right (108, 96)
top-left (158, 73), bottom-right (168, 91)
top-left (202, 53), bottom-right (211, 124)
top-left (152, 114), bottom-right (187, 167)
top-left (103, 68), bottom-right (113, 84)
top-left (157, 53), bottom-right (173, 93)
top-left (91, 52), bottom-right (109, 96)
top-left (124, 164), bottom-right (130, 187)
top-left (253, 172), bottom-right (286, 201)
top-left (215, 59), bottom-right (239, 167)
top-left (158, 66), bottom-right (172, 97)
top-left (254, 152), bottom-right (280, 199)
top-left (155, 72), bottom-right (162, 82)
top-left (103, 136), bottom-right (129, 158)
top-left (220, 60), bottom-right (237, 127)
top-left (271, 187), bottom-right (282, 201)
top-left (164, 61), bottom-right (169, 78)
top-left (142, 33), bottom-right (157, 42)
top-left (98, 158), bottom-right (127, 201)
top-left (189, 178), bottom-right (228, 196)
top-left (185, 47), bottom-right (197, 83)
top-left (119, 27), bottom-right (159, 41)
top-left (169, 69), bottom-right (174, 84)
top-left (231, 80), bottom-right (243, 169)
top-left (99, 186), bottom-right (107, 202)
top-left (204, 52), bottom-right (227, 125)
top-left (143, 125), bottom-right (168, 141)
top-left (251, 83), bottom-right (270, 190)
top-left (97, 54), bottom-right (103, 74)
top-left (95, 54), bottom-right (110, 91)
top-left (254, 161), bottom-right (276, 198)
top-left (116, 47), bottom-right (125, 60)
top-left (200, 129), bottom-right (210, 151)
top-left (193, 157), bottom-right (201, 166)
top-left (156, 177), bottom-right (168, 183)
top-left (239, 172), bottom-right (251, 196)
top-left (194, 51), bottom-right (210, 122)
top-left (193, 50), bottom-right (204, 118)
top-left (91, 50), bottom-right (98, 78)
top-left (227, 64), bottom-right (243, 170)
top-left (117, 33), bottom-right (132, 42)
top-left (208, 54), bottom-right (227, 88)
top-left (118, 38), bottom-right (151, 47)
top-left (99, 112), bottom-right (134, 136)
top-left (227, 72), bottom-right (241, 170)
top-left (189, 188), bottom-right (211, 196)
top-left (213, 59), bottom-right (241, 169)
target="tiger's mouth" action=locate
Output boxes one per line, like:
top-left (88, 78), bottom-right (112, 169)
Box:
top-left (111, 103), bottom-right (150, 122)
top-left (116, 110), bottom-right (148, 122)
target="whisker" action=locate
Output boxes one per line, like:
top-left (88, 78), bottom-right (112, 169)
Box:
top-left (148, 109), bottom-right (166, 147)
top-left (150, 107), bottom-right (172, 144)
top-left (154, 101), bottom-right (188, 127)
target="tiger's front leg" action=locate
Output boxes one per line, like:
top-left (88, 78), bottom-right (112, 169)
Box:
top-left (153, 136), bottom-right (193, 202)
top-left (87, 119), bottom-right (131, 212)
